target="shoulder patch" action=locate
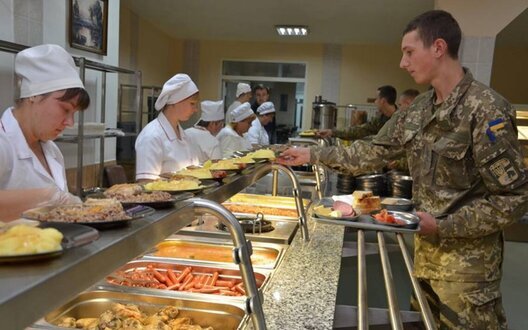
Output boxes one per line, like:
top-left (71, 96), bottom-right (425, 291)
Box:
top-left (489, 157), bottom-right (519, 186)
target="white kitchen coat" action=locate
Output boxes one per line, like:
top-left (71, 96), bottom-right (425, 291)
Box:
top-left (0, 107), bottom-right (68, 191)
top-left (217, 125), bottom-right (252, 158)
top-left (246, 118), bottom-right (269, 146)
top-left (135, 111), bottom-right (199, 180)
top-left (185, 125), bottom-right (222, 162)
top-left (226, 100), bottom-right (241, 124)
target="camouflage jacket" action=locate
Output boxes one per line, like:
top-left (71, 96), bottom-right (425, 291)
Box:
top-left (312, 70), bottom-right (528, 282)
top-left (334, 115), bottom-right (390, 141)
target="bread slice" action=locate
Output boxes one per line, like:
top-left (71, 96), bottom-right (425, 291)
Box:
top-left (352, 190), bottom-right (381, 213)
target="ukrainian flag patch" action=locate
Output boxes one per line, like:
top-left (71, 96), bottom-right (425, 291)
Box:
top-left (486, 118), bottom-right (505, 142)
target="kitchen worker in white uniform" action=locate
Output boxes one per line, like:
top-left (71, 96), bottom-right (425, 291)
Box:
top-left (185, 100), bottom-right (224, 162)
top-left (246, 101), bottom-right (275, 147)
top-left (226, 83), bottom-right (252, 124)
top-left (135, 74), bottom-right (200, 182)
top-left (217, 102), bottom-right (255, 158)
top-left (0, 44), bottom-right (90, 220)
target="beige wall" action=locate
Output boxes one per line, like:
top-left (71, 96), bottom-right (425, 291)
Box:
top-left (340, 44), bottom-right (423, 105)
top-left (197, 40), bottom-right (323, 128)
top-left (436, 0), bottom-right (528, 36)
top-left (491, 46), bottom-right (528, 104)
top-left (119, 5), bottom-right (182, 87)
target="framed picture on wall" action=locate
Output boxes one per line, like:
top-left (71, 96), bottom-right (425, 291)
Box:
top-left (69, 0), bottom-right (108, 55)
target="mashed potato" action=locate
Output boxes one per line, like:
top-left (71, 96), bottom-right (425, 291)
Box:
top-left (144, 179), bottom-right (201, 191)
top-left (204, 159), bottom-right (240, 170)
top-left (0, 224), bottom-right (63, 256)
top-left (249, 149), bottom-right (276, 160)
top-left (177, 168), bottom-right (213, 179)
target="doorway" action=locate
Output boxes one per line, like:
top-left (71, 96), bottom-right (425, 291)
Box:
top-left (221, 61), bottom-right (306, 144)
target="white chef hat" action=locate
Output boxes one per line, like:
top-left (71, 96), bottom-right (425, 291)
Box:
top-left (236, 83), bottom-right (251, 97)
top-left (15, 44), bottom-right (84, 98)
top-left (155, 74), bottom-right (199, 111)
top-left (201, 100), bottom-right (224, 121)
top-left (257, 102), bottom-right (276, 115)
top-left (230, 102), bottom-right (254, 123)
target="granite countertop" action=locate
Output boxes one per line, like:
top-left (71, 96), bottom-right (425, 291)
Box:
top-left (245, 216), bottom-right (345, 329)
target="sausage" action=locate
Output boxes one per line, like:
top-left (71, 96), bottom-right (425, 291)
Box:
top-left (198, 287), bottom-right (221, 294)
top-left (175, 267), bottom-right (192, 283)
top-left (215, 280), bottom-right (235, 288)
top-left (167, 269), bottom-right (178, 283)
top-left (179, 274), bottom-right (194, 291)
top-left (166, 283), bottom-right (180, 290)
top-left (332, 201), bottom-right (355, 216)
top-left (152, 269), bottom-right (167, 284)
top-left (219, 289), bottom-right (238, 296)
top-left (211, 271), bottom-right (219, 286)
top-left (234, 283), bottom-right (246, 295)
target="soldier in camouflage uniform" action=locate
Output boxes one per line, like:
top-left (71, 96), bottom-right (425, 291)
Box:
top-left (320, 85), bottom-right (398, 141)
top-left (279, 10), bottom-right (528, 329)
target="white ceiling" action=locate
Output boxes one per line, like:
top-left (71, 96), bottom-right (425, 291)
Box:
top-left (121, 1), bottom-right (527, 46)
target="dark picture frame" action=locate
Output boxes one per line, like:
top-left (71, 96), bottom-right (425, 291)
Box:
top-left (69, 0), bottom-right (108, 55)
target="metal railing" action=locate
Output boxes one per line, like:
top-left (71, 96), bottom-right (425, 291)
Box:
top-left (338, 230), bottom-right (435, 329)
top-left (192, 198), bottom-right (267, 329)
top-left (251, 163), bottom-right (310, 241)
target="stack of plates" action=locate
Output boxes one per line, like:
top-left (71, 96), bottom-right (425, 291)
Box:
top-left (356, 173), bottom-right (386, 196)
top-left (336, 173), bottom-right (356, 194)
top-left (388, 174), bottom-right (413, 199)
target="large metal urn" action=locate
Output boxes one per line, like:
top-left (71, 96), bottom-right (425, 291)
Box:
top-left (312, 96), bottom-right (337, 130)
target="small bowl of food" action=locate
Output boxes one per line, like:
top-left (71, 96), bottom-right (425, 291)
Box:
top-left (380, 197), bottom-right (414, 212)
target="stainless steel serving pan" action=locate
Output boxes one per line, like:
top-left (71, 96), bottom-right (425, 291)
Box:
top-left (101, 258), bottom-right (271, 301)
top-left (144, 235), bottom-right (286, 270)
top-left (32, 289), bottom-right (246, 330)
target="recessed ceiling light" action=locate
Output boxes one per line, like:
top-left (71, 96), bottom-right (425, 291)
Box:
top-left (275, 25), bottom-right (308, 36)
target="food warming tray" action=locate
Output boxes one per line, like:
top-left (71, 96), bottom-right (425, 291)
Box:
top-left (102, 258), bottom-right (271, 301)
top-left (145, 236), bottom-right (286, 269)
top-left (33, 289), bottom-right (246, 330)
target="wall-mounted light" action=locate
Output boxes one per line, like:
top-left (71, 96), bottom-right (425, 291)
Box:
top-left (275, 25), bottom-right (309, 36)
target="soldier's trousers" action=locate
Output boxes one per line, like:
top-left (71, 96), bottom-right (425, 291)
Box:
top-left (411, 278), bottom-right (507, 329)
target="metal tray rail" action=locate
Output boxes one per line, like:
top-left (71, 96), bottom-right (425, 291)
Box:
top-left (335, 230), bottom-right (435, 330)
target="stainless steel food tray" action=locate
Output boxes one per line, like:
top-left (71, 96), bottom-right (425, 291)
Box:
top-left (101, 258), bottom-right (271, 301)
top-left (309, 201), bottom-right (420, 233)
top-left (31, 289), bottom-right (247, 330)
top-left (144, 235), bottom-right (287, 270)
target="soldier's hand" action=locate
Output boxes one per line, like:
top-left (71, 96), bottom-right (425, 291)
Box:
top-left (276, 147), bottom-right (311, 166)
top-left (416, 211), bottom-right (437, 236)
top-left (387, 160), bottom-right (398, 169)
top-left (316, 129), bottom-right (333, 138)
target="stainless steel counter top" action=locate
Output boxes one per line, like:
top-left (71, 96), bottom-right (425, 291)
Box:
top-left (0, 163), bottom-right (273, 330)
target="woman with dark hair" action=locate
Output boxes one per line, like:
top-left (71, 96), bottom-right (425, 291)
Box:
top-left (0, 44), bottom-right (90, 220)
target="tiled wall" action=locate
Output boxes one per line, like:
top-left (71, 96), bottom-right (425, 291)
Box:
top-left (13, 0), bottom-right (43, 45)
top-left (460, 36), bottom-right (496, 86)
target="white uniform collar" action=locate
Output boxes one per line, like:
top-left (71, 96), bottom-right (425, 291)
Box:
top-left (1, 107), bottom-right (66, 189)
top-left (192, 125), bottom-right (208, 132)
top-left (1, 107), bottom-right (59, 161)
top-left (252, 118), bottom-right (262, 128)
top-left (157, 111), bottom-right (186, 141)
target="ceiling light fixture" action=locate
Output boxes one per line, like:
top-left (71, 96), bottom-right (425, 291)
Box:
top-left (275, 25), bottom-right (308, 36)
